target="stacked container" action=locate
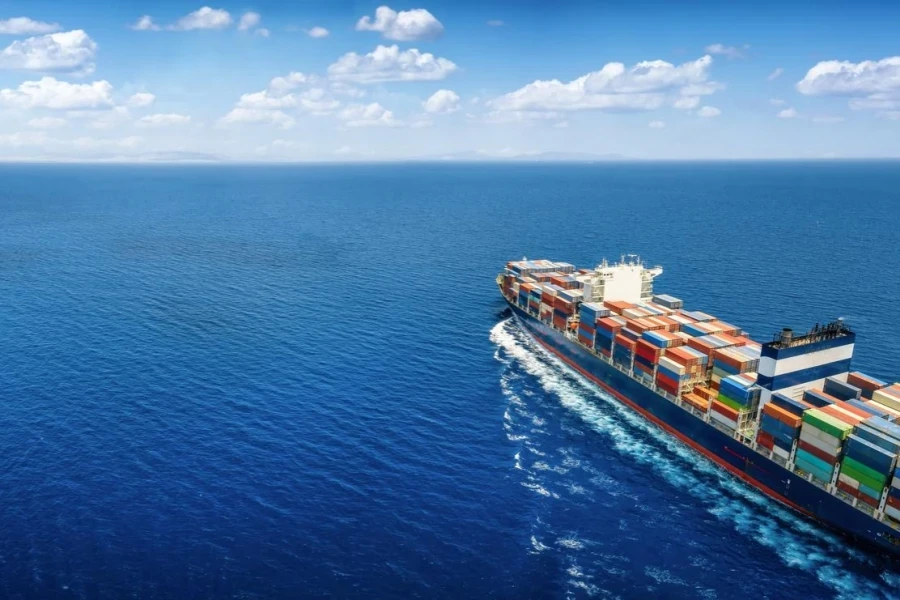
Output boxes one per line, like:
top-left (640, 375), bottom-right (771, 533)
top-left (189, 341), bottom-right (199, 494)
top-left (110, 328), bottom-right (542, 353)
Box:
top-left (595, 316), bottom-right (625, 354)
top-left (680, 310), bottom-right (715, 322)
top-left (796, 409), bottom-right (854, 483)
top-left (712, 346), bottom-right (760, 381)
top-left (665, 346), bottom-right (708, 378)
top-left (839, 432), bottom-right (897, 508)
top-left (656, 356), bottom-right (690, 396)
top-left (604, 301), bottom-right (635, 315)
top-left (847, 372), bottom-right (888, 400)
top-left (716, 374), bottom-right (761, 413)
top-left (823, 377), bottom-right (862, 402)
top-left (552, 296), bottom-right (575, 331)
top-left (651, 294), bottom-right (683, 310)
top-left (634, 339), bottom-right (663, 381)
top-left (872, 385), bottom-right (900, 412)
top-left (758, 395), bottom-right (804, 460)
top-left (641, 330), bottom-right (683, 349)
top-left (613, 334), bottom-right (635, 370)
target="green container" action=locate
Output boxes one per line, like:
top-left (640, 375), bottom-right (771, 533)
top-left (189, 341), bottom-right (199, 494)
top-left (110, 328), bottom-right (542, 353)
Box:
top-left (840, 464), bottom-right (883, 492)
top-left (716, 393), bottom-right (746, 412)
top-left (842, 456), bottom-right (888, 487)
top-left (802, 409), bottom-right (853, 440)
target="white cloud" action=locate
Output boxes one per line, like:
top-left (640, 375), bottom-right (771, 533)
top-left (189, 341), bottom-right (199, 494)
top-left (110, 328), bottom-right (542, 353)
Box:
top-left (355, 6), bottom-right (443, 41)
top-left (338, 102), bottom-right (398, 127)
top-left (423, 89), bottom-right (460, 113)
top-left (797, 57), bottom-right (900, 96)
top-left (648, 120), bottom-right (665, 128)
top-left (218, 107), bottom-right (295, 129)
top-left (767, 67), bottom-right (784, 81)
top-left (812, 115), bottom-right (845, 124)
top-left (0, 131), bottom-right (49, 146)
top-left (882, 111), bottom-right (900, 120)
top-left (306, 26), bottom-right (329, 38)
top-left (330, 82), bottom-right (365, 98)
top-left (777, 107), bottom-right (798, 119)
top-left (705, 43), bottom-right (744, 59)
top-left (487, 20), bottom-right (504, 27)
top-left (137, 113), bottom-right (192, 127)
top-left (170, 7), bottom-right (232, 31)
top-left (238, 12), bottom-right (260, 31)
top-left (0, 30), bottom-right (97, 74)
top-left (0, 17), bottom-right (61, 35)
top-left (268, 72), bottom-right (308, 94)
top-left (27, 116), bottom-right (67, 129)
top-left (328, 45), bottom-right (457, 84)
top-left (131, 15), bottom-right (160, 31)
top-left (769, 98), bottom-right (785, 106)
top-left (673, 96), bottom-right (700, 110)
top-left (255, 28), bottom-right (270, 38)
top-left (82, 106), bottom-right (130, 129)
top-left (489, 55), bottom-right (719, 115)
top-left (797, 57), bottom-right (900, 118)
top-left (483, 110), bottom-right (563, 124)
top-left (0, 77), bottom-right (112, 109)
top-left (697, 105), bottom-right (721, 117)
top-left (127, 92), bottom-right (155, 108)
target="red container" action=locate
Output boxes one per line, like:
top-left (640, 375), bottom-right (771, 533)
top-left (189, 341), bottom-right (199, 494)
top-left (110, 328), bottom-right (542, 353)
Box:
top-left (599, 348), bottom-right (611, 358)
top-left (837, 481), bottom-right (859, 498)
top-left (597, 317), bottom-right (624, 333)
top-left (634, 362), bottom-right (652, 374)
top-left (756, 431), bottom-right (775, 450)
top-left (552, 316), bottom-right (567, 330)
top-left (820, 404), bottom-right (865, 426)
top-left (604, 300), bottom-right (634, 315)
top-left (666, 346), bottom-right (702, 368)
top-left (614, 334), bottom-right (636, 351)
top-left (657, 379), bottom-right (679, 396)
top-left (858, 493), bottom-right (879, 508)
top-left (711, 400), bottom-right (739, 421)
top-left (578, 333), bottom-right (593, 347)
top-left (656, 371), bottom-right (679, 389)
top-left (834, 400), bottom-right (872, 420)
top-left (798, 440), bottom-right (836, 464)
top-left (887, 494), bottom-right (900, 510)
top-left (579, 324), bottom-right (596, 337)
top-left (635, 339), bottom-right (661, 362)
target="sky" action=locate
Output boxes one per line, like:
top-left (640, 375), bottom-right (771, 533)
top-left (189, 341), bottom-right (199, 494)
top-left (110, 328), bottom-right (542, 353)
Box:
top-left (0, 0), bottom-right (899, 161)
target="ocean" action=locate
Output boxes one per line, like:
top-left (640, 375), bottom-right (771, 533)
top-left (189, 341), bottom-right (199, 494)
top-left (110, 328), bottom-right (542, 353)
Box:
top-left (1, 161), bottom-right (899, 599)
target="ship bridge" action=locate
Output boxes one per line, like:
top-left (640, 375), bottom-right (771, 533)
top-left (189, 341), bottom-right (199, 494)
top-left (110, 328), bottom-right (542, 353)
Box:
top-left (582, 255), bottom-right (663, 304)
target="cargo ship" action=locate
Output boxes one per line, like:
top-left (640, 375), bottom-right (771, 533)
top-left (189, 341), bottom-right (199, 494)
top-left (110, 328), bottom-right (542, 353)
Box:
top-left (498, 255), bottom-right (900, 557)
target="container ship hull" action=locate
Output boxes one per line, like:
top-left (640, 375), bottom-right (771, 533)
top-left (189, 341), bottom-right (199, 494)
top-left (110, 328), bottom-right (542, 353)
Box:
top-left (504, 298), bottom-right (900, 557)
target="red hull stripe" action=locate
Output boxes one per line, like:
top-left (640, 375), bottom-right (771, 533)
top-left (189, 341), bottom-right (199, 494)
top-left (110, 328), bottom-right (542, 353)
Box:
top-left (528, 331), bottom-right (815, 519)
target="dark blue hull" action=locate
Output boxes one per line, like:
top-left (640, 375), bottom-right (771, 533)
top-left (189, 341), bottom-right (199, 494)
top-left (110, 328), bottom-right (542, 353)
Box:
top-left (506, 300), bottom-right (900, 558)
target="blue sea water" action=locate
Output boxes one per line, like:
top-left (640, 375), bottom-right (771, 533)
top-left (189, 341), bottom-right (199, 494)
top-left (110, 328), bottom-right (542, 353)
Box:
top-left (2, 161), bottom-right (900, 599)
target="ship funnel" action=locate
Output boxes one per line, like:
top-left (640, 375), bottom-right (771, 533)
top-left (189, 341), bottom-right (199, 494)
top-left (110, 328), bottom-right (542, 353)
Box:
top-left (780, 328), bottom-right (793, 345)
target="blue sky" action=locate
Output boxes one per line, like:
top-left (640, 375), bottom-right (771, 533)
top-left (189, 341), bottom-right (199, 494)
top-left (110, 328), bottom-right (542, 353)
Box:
top-left (1, 0), bottom-right (899, 161)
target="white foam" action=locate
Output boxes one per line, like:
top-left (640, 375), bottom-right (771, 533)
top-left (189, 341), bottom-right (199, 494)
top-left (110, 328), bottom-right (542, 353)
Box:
top-left (557, 536), bottom-right (585, 550)
top-left (530, 535), bottom-right (550, 553)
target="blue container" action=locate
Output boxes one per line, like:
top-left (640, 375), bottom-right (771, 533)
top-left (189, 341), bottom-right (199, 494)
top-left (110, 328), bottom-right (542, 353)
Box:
top-left (858, 482), bottom-right (884, 500)
top-left (796, 449), bottom-right (834, 475)
top-left (847, 399), bottom-right (889, 419)
top-left (657, 365), bottom-right (684, 382)
top-left (773, 435), bottom-right (794, 452)
top-left (714, 361), bottom-right (740, 376)
top-left (760, 413), bottom-right (797, 440)
top-left (854, 423), bottom-right (900, 454)
top-left (796, 456), bottom-right (833, 481)
top-left (771, 393), bottom-right (808, 416)
top-left (595, 327), bottom-right (613, 340)
top-left (620, 328), bottom-right (640, 342)
top-left (634, 354), bottom-right (654, 369)
top-left (682, 323), bottom-right (706, 337)
top-left (824, 377), bottom-right (862, 401)
top-left (863, 417), bottom-right (900, 443)
top-left (845, 435), bottom-right (896, 474)
top-left (803, 390), bottom-right (836, 408)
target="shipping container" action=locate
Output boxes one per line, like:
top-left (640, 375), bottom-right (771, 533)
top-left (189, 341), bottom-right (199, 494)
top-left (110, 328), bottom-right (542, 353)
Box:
top-left (847, 372), bottom-right (888, 399)
top-left (824, 377), bottom-right (862, 402)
